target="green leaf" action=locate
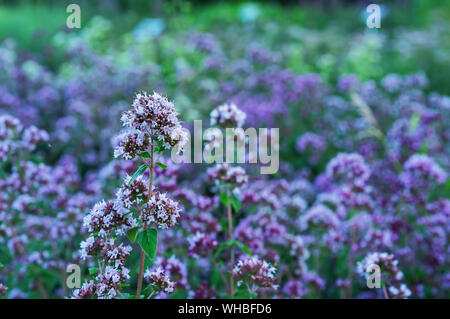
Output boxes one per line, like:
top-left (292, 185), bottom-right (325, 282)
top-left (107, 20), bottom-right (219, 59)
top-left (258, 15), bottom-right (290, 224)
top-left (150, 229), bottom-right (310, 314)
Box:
top-left (122, 211), bottom-right (132, 221)
top-left (29, 267), bottom-right (60, 289)
top-left (155, 162), bottom-right (167, 170)
top-left (137, 228), bottom-right (158, 261)
top-left (235, 241), bottom-right (252, 255)
top-left (128, 164), bottom-right (148, 186)
top-left (214, 242), bottom-right (227, 259)
top-left (127, 226), bottom-right (140, 243)
top-left (219, 192), bottom-right (229, 206)
top-left (442, 178), bottom-right (450, 198)
top-left (235, 286), bottom-right (258, 299)
top-left (154, 139), bottom-right (166, 153)
top-left (418, 141), bottom-right (428, 154)
top-left (230, 195), bottom-right (241, 212)
top-left (138, 152), bottom-right (151, 158)
top-left (0, 246), bottom-right (12, 266)
top-left (88, 267), bottom-right (99, 275)
top-left (210, 263), bottom-right (222, 287)
top-left (347, 209), bottom-right (358, 220)
top-left (144, 254), bottom-right (155, 269)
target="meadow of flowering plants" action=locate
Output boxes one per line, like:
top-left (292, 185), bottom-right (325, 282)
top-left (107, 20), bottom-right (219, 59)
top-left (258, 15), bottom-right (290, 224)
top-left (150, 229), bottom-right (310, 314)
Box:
top-left (0, 0), bottom-right (449, 300)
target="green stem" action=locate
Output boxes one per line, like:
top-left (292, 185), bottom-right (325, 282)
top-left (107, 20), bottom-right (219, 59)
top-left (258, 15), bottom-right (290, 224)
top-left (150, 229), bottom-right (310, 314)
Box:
top-left (136, 141), bottom-right (154, 299)
top-left (226, 188), bottom-right (234, 297)
top-left (211, 255), bottom-right (229, 293)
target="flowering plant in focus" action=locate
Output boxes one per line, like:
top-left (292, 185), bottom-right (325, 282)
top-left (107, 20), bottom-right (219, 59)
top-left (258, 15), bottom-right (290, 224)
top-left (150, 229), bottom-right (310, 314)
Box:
top-left (73, 92), bottom-right (186, 299)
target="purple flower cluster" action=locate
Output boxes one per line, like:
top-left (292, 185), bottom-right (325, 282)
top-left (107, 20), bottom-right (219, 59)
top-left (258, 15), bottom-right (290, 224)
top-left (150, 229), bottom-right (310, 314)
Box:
top-left (188, 232), bottom-right (218, 258)
top-left (150, 256), bottom-right (189, 291)
top-left (1, 14), bottom-right (449, 299)
top-left (74, 92), bottom-right (185, 299)
top-left (232, 256), bottom-right (277, 291)
top-left (210, 103), bottom-right (246, 128)
top-left (142, 192), bottom-right (181, 229)
top-left (115, 92), bottom-right (187, 159)
top-left (207, 164), bottom-right (248, 188)
top-left (82, 200), bottom-right (136, 238)
top-left (357, 252), bottom-right (411, 299)
top-left (401, 154), bottom-right (447, 189)
top-left (0, 115), bottom-right (96, 299)
top-left (144, 267), bottom-right (175, 294)
top-left (0, 115), bottom-right (49, 157)
top-left (296, 132), bottom-right (326, 165)
top-left (0, 283), bottom-right (7, 296)
top-left (326, 153), bottom-right (371, 186)
top-left (75, 198), bottom-right (134, 299)
top-left (189, 281), bottom-right (216, 299)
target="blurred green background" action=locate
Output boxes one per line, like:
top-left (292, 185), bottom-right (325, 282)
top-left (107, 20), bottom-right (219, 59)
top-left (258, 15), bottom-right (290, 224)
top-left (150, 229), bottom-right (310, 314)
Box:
top-left (0, 0), bottom-right (449, 93)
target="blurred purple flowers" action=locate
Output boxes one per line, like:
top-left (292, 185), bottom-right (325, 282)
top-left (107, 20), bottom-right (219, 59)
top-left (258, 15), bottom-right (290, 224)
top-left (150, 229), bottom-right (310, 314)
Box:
top-left (0, 13), bottom-right (449, 299)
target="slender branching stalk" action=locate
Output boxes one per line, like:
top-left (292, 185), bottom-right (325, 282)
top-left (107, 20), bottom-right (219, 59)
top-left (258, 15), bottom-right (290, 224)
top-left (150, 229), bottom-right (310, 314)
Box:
top-left (226, 188), bottom-right (235, 297)
top-left (351, 92), bottom-right (402, 172)
top-left (209, 251), bottom-right (230, 293)
top-left (136, 141), bottom-right (154, 299)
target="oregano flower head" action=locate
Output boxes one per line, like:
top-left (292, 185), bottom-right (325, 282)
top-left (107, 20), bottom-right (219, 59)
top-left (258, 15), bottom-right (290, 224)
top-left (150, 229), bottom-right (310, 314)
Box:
top-left (115, 92), bottom-right (187, 160)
